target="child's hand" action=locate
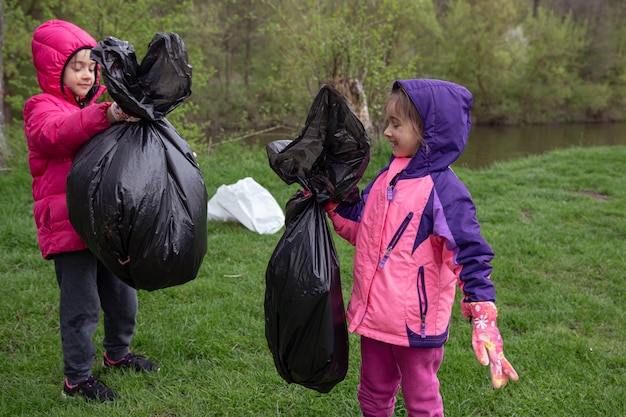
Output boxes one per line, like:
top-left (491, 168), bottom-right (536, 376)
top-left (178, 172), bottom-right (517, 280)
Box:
top-left (462, 301), bottom-right (519, 388)
top-left (108, 102), bottom-right (140, 123)
top-left (300, 189), bottom-right (336, 212)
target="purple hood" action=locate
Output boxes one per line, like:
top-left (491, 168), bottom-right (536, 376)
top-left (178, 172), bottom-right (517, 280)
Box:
top-left (392, 79), bottom-right (472, 177)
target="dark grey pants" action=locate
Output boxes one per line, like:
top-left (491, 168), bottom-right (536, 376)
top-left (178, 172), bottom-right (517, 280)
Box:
top-left (54, 250), bottom-right (137, 384)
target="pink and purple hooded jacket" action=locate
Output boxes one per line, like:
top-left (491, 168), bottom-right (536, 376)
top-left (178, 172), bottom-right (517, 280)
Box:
top-left (24, 20), bottom-right (111, 259)
top-left (328, 79), bottom-right (495, 348)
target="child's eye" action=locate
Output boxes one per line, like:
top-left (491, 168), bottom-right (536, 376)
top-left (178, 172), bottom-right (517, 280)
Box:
top-left (72, 64), bottom-right (96, 73)
top-left (387, 117), bottom-right (400, 129)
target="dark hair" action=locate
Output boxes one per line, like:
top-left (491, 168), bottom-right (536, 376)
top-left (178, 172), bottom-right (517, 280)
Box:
top-left (385, 84), bottom-right (425, 149)
top-left (60, 47), bottom-right (99, 107)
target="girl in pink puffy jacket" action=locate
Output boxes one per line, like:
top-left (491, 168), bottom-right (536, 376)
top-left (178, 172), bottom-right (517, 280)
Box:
top-left (23, 20), bottom-right (157, 402)
top-left (327, 79), bottom-right (518, 416)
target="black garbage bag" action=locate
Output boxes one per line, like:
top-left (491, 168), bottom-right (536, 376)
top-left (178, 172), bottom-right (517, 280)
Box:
top-left (67, 33), bottom-right (208, 291)
top-left (264, 85), bottom-right (370, 393)
top-left (265, 191), bottom-right (347, 393)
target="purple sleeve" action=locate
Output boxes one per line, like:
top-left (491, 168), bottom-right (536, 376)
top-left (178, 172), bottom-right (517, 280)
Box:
top-left (431, 170), bottom-right (496, 302)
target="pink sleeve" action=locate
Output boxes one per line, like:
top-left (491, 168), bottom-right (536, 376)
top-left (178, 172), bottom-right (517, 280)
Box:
top-left (24, 97), bottom-right (112, 157)
top-left (327, 210), bottom-right (359, 246)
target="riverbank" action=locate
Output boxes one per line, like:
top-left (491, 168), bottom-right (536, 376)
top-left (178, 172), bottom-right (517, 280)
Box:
top-left (219, 121), bottom-right (626, 170)
top-left (1, 138), bottom-right (625, 416)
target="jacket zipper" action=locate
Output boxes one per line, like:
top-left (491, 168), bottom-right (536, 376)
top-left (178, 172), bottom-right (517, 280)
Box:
top-left (386, 170), bottom-right (404, 202)
top-left (378, 212), bottom-right (413, 269)
top-left (417, 266), bottom-right (428, 338)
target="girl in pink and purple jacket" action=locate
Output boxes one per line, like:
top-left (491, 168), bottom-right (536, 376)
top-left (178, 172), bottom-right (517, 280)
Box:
top-left (327, 79), bottom-right (518, 416)
top-left (24, 20), bottom-right (156, 402)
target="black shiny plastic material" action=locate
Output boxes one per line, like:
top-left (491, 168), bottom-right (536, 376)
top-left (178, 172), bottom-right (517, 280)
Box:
top-left (265, 85), bottom-right (370, 393)
top-left (91, 33), bottom-right (192, 120)
top-left (67, 33), bottom-right (207, 291)
top-left (266, 85), bottom-right (370, 204)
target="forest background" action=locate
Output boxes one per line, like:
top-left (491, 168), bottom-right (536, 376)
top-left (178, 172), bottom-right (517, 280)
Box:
top-left (3, 0), bottom-right (626, 147)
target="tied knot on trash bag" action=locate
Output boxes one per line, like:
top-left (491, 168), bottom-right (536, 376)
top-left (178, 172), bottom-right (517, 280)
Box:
top-left (266, 85), bottom-right (370, 206)
top-left (91, 32), bottom-right (192, 120)
top-left (264, 85), bottom-right (370, 393)
top-left (67, 33), bottom-right (207, 291)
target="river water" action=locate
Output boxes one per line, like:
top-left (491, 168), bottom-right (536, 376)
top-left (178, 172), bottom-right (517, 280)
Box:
top-left (456, 123), bottom-right (626, 169)
top-left (241, 122), bottom-right (626, 170)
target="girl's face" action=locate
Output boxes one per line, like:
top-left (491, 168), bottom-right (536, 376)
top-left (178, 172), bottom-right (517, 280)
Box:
top-left (383, 97), bottom-right (422, 158)
top-left (62, 49), bottom-right (96, 99)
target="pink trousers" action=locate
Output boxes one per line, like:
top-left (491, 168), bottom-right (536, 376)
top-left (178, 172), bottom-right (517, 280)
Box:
top-left (358, 336), bottom-right (444, 417)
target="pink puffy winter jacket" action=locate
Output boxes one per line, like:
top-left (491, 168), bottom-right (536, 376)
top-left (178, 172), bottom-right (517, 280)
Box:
top-left (23, 20), bottom-right (111, 259)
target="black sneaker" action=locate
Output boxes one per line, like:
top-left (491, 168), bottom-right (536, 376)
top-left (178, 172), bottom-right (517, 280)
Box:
top-left (103, 351), bottom-right (160, 372)
top-left (62, 375), bottom-right (116, 401)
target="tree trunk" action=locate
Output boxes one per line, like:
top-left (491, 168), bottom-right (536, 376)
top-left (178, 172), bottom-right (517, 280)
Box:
top-left (533, 0), bottom-right (540, 17)
top-left (332, 77), bottom-right (375, 141)
top-left (0, 0), bottom-right (10, 172)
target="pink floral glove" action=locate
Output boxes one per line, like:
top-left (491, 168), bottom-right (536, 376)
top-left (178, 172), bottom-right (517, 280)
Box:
top-left (462, 301), bottom-right (519, 388)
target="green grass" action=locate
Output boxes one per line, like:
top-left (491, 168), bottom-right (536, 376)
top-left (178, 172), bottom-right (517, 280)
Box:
top-left (1, 127), bottom-right (625, 416)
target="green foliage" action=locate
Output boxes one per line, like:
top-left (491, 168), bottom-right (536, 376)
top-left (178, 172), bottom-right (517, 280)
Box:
top-left (567, 82), bottom-right (612, 121)
top-left (50, 0), bottom-right (192, 51)
top-left (421, 0), bottom-right (590, 125)
top-left (423, 0), bottom-right (528, 124)
top-left (516, 8), bottom-right (589, 123)
top-left (3, 0), bottom-right (626, 134)
top-left (173, 0), bottom-right (278, 136)
top-left (166, 101), bottom-right (211, 150)
top-left (3, 0), bottom-right (45, 115)
top-left (259, 0), bottom-right (435, 134)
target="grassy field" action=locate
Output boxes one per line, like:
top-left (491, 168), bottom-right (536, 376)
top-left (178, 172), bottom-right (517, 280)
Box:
top-left (1, 125), bottom-right (625, 417)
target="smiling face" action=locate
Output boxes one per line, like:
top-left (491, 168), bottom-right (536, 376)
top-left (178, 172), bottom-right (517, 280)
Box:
top-left (62, 49), bottom-right (96, 99)
top-left (383, 90), bottom-right (423, 158)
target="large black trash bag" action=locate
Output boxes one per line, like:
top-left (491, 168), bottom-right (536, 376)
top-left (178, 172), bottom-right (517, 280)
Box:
top-left (264, 85), bottom-right (370, 393)
top-left (67, 33), bottom-right (208, 291)
top-left (265, 192), bottom-right (347, 393)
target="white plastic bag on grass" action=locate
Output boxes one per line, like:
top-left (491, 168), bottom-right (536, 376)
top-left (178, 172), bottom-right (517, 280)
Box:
top-left (207, 177), bottom-right (285, 234)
